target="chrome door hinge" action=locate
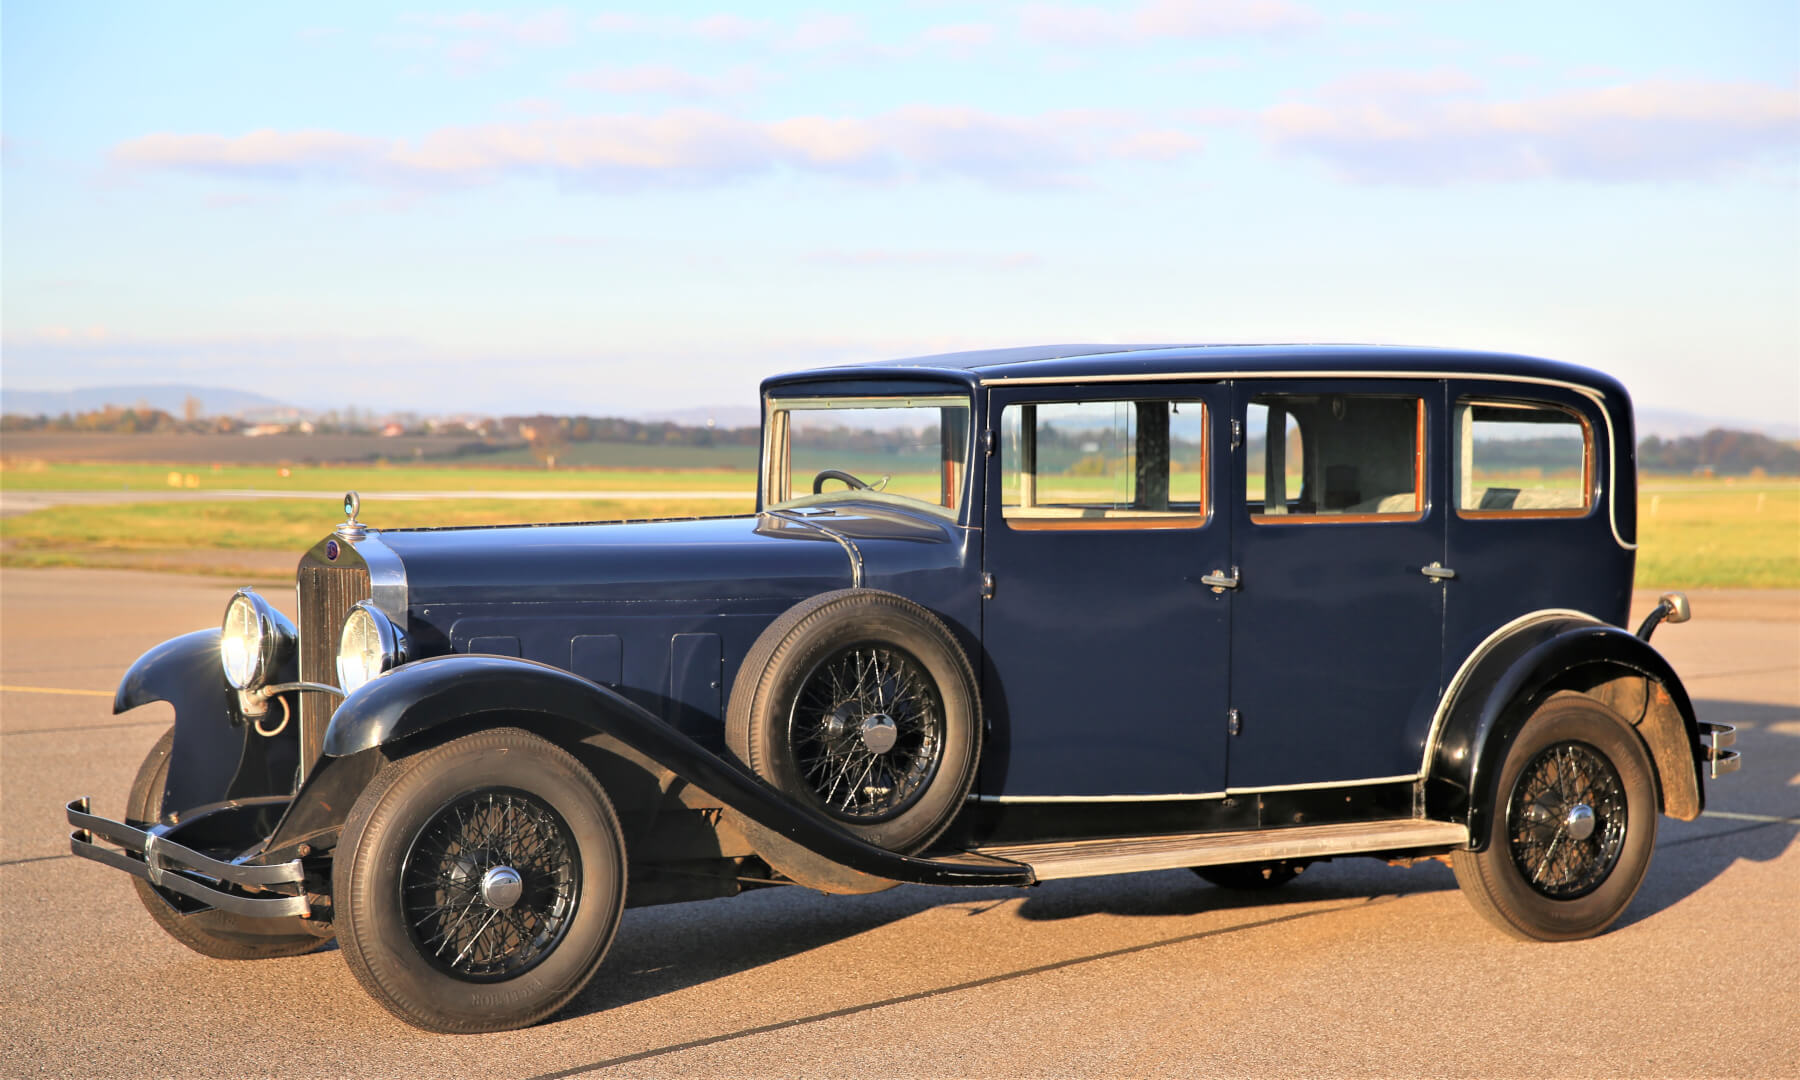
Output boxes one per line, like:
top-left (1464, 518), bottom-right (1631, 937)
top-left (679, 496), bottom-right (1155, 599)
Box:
top-left (1228, 708), bottom-right (1242, 736)
top-left (983, 430), bottom-right (996, 454)
top-left (980, 572), bottom-right (996, 600)
top-left (1230, 419), bottom-right (1242, 450)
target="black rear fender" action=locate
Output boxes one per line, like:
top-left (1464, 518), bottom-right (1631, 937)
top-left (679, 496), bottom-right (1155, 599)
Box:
top-left (1428, 617), bottom-right (1704, 849)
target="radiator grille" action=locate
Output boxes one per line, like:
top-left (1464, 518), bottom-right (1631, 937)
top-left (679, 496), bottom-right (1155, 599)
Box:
top-left (298, 562), bottom-right (370, 780)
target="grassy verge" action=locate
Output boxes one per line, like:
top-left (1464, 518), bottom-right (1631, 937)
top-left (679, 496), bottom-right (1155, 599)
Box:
top-left (0, 460), bottom-right (755, 493)
top-left (2, 477), bottom-right (1794, 588)
top-left (0, 495), bottom-right (757, 574)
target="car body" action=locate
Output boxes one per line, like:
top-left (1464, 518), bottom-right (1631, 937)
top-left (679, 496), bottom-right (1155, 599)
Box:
top-left (65, 343), bottom-right (1738, 1032)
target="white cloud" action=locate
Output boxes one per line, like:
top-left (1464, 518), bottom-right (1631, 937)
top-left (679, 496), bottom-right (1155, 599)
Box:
top-left (113, 107), bottom-right (1206, 190)
top-left (1019, 0), bottom-right (1319, 43)
top-left (1265, 79), bottom-right (1800, 184)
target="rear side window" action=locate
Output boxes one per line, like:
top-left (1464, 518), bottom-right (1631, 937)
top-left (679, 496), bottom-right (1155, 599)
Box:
top-left (1246, 394), bottom-right (1424, 521)
top-left (1000, 400), bottom-right (1208, 529)
top-left (1456, 400), bottom-right (1592, 517)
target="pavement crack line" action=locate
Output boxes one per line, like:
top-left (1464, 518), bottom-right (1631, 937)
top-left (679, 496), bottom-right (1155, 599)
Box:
top-left (2, 718), bottom-right (167, 736)
top-left (522, 895), bottom-right (1400, 1080)
top-left (0, 853), bottom-right (75, 868)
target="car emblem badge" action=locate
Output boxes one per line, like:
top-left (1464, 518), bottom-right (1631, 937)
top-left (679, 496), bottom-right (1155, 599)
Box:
top-left (326, 540), bottom-right (340, 561)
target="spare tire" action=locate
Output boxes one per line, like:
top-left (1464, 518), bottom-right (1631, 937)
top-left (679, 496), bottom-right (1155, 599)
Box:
top-left (727, 589), bottom-right (981, 854)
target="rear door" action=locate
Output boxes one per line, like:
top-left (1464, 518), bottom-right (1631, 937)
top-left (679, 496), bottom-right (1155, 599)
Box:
top-left (980, 383), bottom-right (1232, 797)
top-left (1226, 380), bottom-right (1447, 789)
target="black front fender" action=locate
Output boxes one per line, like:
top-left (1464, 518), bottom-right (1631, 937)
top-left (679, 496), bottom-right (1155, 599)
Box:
top-left (1429, 618), bottom-right (1704, 847)
top-left (322, 655), bottom-right (1031, 890)
top-left (114, 629), bottom-right (299, 818)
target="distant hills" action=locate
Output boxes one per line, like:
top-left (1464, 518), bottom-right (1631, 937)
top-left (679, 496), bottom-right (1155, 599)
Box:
top-left (1, 384), bottom-right (297, 419)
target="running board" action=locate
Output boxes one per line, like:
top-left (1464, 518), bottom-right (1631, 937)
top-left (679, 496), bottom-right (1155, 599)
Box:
top-left (974, 819), bottom-right (1470, 882)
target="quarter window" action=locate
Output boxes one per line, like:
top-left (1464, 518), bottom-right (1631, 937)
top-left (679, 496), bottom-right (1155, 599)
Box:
top-left (1246, 394), bottom-right (1424, 521)
top-left (1000, 400), bottom-right (1208, 529)
top-left (1457, 400), bottom-right (1592, 517)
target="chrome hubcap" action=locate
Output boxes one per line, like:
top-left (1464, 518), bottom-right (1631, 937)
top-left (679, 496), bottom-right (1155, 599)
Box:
top-left (479, 865), bottom-right (523, 909)
top-left (859, 713), bottom-right (898, 754)
top-left (1564, 803), bottom-right (1596, 841)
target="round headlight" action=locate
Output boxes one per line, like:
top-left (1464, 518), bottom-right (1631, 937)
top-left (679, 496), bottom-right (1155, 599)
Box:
top-left (220, 588), bottom-right (294, 690)
top-left (337, 601), bottom-right (407, 695)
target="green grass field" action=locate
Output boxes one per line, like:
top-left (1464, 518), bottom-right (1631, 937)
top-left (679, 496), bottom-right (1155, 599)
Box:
top-left (0, 460), bottom-right (755, 493)
top-left (2, 464), bottom-right (1793, 588)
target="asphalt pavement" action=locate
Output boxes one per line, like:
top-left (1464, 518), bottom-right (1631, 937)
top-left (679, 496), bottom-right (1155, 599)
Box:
top-left (2, 568), bottom-right (1795, 1078)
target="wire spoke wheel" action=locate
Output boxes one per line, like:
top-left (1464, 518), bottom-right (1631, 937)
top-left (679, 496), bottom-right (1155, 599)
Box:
top-left (401, 788), bottom-right (579, 980)
top-left (1506, 740), bottom-right (1626, 900)
top-left (788, 643), bottom-right (945, 822)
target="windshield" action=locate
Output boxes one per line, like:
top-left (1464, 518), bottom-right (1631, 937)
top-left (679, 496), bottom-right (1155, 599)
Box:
top-left (765, 393), bottom-right (972, 520)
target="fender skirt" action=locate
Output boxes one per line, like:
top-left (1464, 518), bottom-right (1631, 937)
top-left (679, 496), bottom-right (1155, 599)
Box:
top-left (1428, 618), bottom-right (1705, 849)
top-left (114, 629), bottom-right (301, 820)
top-left (316, 654), bottom-right (1033, 892)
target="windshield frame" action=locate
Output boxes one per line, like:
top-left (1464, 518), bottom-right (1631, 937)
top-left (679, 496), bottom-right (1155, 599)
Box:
top-left (762, 390), bottom-right (976, 524)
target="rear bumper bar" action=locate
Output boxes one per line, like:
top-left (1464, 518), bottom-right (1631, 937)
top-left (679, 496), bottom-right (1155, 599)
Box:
top-left (65, 798), bottom-right (311, 918)
top-left (1698, 721), bottom-right (1740, 780)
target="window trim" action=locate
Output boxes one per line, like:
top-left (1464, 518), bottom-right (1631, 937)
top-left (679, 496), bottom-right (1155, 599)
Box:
top-left (1248, 397), bottom-right (1427, 526)
top-left (999, 397), bottom-right (1211, 532)
top-left (1454, 398), bottom-right (1595, 520)
top-left (762, 392), bottom-right (974, 522)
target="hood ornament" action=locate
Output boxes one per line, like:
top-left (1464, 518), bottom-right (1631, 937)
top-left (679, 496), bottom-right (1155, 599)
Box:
top-left (336, 490), bottom-right (368, 541)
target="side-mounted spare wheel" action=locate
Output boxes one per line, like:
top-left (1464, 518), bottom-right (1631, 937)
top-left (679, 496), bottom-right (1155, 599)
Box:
top-left (334, 727), bottom-right (627, 1033)
top-left (127, 728), bottom-right (330, 959)
top-left (728, 589), bottom-right (982, 855)
top-left (1452, 694), bottom-right (1658, 941)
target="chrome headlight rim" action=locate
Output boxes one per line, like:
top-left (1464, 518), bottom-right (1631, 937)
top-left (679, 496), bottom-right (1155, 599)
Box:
top-left (337, 600), bottom-right (409, 695)
top-left (220, 587), bottom-right (295, 691)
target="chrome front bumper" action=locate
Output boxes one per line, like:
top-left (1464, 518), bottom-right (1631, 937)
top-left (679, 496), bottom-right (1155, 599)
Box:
top-left (65, 798), bottom-right (311, 918)
top-left (1698, 721), bottom-right (1740, 780)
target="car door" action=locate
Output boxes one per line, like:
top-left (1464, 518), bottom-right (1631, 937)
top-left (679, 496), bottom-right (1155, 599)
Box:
top-left (980, 383), bottom-right (1232, 797)
top-left (1226, 379), bottom-right (1447, 790)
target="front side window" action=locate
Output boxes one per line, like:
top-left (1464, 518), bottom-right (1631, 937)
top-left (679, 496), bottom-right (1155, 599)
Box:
top-left (765, 394), bottom-right (971, 520)
top-left (1246, 394), bottom-right (1424, 520)
top-left (1000, 399), bottom-right (1208, 529)
top-left (1457, 400), bottom-right (1592, 516)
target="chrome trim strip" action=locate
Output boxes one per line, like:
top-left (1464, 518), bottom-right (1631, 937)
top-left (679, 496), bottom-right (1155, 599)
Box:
top-left (350, 531), bottom-right (408, 632)
top-left (764, 510), bottom-right (865, 588)
top-left (978, 368), bottom-right (1634, 551)
top-left (1418, 607), bottom-right (1605, 777)
top-left (1225, 774), bottom-right (1419, 795)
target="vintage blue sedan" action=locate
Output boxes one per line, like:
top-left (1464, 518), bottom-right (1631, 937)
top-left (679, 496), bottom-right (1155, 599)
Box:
top-left (65, 344), bottom-right (1737, 1032)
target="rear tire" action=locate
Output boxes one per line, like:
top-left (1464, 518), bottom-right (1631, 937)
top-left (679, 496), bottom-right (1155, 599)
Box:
top-left (334, 728), bottom-right (626, 1033)
top-left (1451, 695), bottom-right (1658, 941)
top-left (126, 728), bottom-right (329, 960)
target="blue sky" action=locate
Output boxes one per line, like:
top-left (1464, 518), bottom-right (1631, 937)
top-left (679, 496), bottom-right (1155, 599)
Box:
top-left (4, 1), bottom-right (1796, 425)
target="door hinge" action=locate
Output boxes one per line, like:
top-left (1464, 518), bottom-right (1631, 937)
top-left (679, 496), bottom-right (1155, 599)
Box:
top-left (983, 430), bottom-right (996, 454)
top-left (1228, 708), bottom-right (1242, 736)
top-left (980, 572), bottom-right (996, 600)
top-left (1230, 419), bottom-right (1242, 450)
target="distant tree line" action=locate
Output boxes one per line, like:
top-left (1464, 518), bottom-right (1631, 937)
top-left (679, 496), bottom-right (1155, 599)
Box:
top-left (1638, 429), bottom-right (1800, 475)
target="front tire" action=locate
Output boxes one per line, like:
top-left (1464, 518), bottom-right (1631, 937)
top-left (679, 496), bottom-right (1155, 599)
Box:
top-left (334, 728), bottom-right (626, 1033)
top-left (1452, 695), bottom-right (1658, 941)
top-left (126, 728), bottom-right (329, 960)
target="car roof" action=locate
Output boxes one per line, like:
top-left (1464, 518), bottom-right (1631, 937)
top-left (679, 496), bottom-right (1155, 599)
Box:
top-left (765, 343), bottom-right (1626, 397)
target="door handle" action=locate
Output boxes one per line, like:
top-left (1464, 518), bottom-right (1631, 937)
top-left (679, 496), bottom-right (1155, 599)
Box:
top-left (1420, 562), bottom-right (1457, 581)
top-left (1200, 568), bottom-right (1240, 592)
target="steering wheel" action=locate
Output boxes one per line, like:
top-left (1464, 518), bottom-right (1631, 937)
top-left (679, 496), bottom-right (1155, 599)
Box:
top-left (812, 468), bottom-right (871, 494)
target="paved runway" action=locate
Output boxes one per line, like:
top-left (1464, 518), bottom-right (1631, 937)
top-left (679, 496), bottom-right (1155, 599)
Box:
top-left (2, 569), bottom-right (1795, 1078)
